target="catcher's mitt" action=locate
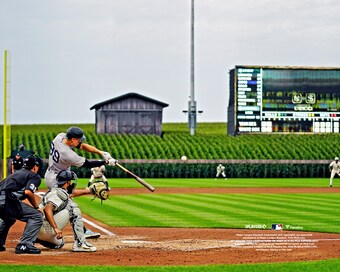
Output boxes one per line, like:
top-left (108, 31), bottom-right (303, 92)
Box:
top-left (89, 181), bottom-right (110, 202)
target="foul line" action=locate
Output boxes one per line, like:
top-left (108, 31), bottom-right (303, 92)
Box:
top-left (83, 217), bottom-right (116, 236)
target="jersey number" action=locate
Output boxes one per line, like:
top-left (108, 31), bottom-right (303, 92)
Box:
top-left (50, 142), bottom-right (60, 163)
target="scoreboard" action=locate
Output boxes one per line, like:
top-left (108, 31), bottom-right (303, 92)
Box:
top-left (227, 66), bottom-right (340, 135)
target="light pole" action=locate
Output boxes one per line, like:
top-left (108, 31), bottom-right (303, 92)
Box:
top-left (189, 0), bottom-right (196, 135)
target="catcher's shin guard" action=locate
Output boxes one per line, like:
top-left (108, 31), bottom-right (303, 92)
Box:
top-left (69, 202), bottom-right (86, 244)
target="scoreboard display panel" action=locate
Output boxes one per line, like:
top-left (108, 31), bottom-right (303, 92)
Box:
top-left (227, 66), bottom-right (340, 135)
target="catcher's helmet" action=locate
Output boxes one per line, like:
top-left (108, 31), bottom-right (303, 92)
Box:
top-left (56, 170), bottom-right (77, 185)
top-left (66, 126), bottom-right (86, 142)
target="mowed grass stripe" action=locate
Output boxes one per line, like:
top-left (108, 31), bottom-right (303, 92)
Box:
top-left (149, 194), bottom-right (261, 228)
top-left (164, 194), bottom-right (281, 227)
top-left (182, 193), bottom-right (339, 229)
top-left (112, 194), bottom-right (238, 227)
top-left (76, 178), bottom-right (333, 189)
top-left (220, 194), bottom-right (340, 229)
top-left (111, 195), bottom-right (207, 226)
top-left (77, 193), bottom-right (340, 233)
top-left (80, 195), bottom-right (173, 226)
top-left (81, 193), bottom-right (338, 232)
top-left (79, 194), bottom-right (251, 227)
top-left (80, 194), bottom-right (217, 227)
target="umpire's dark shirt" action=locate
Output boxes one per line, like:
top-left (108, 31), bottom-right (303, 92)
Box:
top-left (12, 157), bottom-right (24, 171)
top-left (0, 168), bottom-right (41, 200)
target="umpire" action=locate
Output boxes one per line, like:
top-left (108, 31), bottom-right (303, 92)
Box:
top-left (0, 154), bottom-right (44, 254)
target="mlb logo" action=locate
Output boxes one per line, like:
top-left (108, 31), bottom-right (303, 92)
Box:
top-left (272, 224), bottom-right (283, 230)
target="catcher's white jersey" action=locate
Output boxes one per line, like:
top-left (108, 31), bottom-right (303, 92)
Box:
top-left (45, 133), bottom-right (85, 188)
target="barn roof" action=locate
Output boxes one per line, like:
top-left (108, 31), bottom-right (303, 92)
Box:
top-left (90, 92), bottom-right (169, 110)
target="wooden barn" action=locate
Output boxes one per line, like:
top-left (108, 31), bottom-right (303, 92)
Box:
top-left (90, 92), bottom-right (169, 135)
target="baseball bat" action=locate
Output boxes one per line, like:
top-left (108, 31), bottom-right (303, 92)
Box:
top-left (115, 162), bottom-right (155, 192)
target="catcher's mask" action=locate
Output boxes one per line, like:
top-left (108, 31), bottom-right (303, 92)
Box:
top-left (56, 170), bottom-right (78, 194)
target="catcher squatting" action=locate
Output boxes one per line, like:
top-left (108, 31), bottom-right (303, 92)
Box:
top-left (36, 170), bottom-right (110, 252)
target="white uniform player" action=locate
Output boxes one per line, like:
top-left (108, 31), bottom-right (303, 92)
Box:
top-left (37, 170), bottom-right (96, 252)
top-left (44, 126), bottom-right (117, 238)
top-left (329, 157), bottom-right (340, 187)
top-left (89, 165), bottom-right (107, 183)
top-left (216, 164), bottom-right (226, 179)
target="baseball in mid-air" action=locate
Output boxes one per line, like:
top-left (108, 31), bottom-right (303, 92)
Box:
top-left (181, 155), bottom-right (187, 161)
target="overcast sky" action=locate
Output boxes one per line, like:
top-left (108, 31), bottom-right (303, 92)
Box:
top-left (1, 0), bottom-right (339, 124)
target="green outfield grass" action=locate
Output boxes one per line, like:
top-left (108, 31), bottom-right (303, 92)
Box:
top-left (49, 177), bottom-right (338, 233)
top-left (48, 177), bottom-right (334, 190)
top-left (72, 178), bottom-right (340, 233)
top-left (1, 259), bottom-right (339, 272)
top-left (77, 192), bottom-right (340, 233)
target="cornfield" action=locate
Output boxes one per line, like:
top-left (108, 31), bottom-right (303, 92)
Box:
top-left (3, 123), bottom-right (338, 160)
top-left (1, 123), bottom-right (339, 178)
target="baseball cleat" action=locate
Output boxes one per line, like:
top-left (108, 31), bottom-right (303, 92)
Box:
top-left (15, 244), bottom-right (41, 254)
top-left (72, 241), bottom-right (96, 252)
top-left (84, 229), bottom-right (101, 239)
top-left (0, 244), bottom-right (6, 252)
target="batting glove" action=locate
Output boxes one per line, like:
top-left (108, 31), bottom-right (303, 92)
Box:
top-left (108, 158), bottom-right (117, 166)
top-left (102, 151), bottom-right (112, 161)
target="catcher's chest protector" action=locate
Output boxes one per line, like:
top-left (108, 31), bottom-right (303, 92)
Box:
top-left (42, 188), bottom-right (69, 213)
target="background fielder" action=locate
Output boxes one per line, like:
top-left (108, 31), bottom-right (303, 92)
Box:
top-left (329, 157), bottom-right (340, 187)
top-left (215, 164), bottom-right (226, 179)
top-left (89, 165), bottom-right (108, 184)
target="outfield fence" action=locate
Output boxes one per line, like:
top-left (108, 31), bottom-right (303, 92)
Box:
top-left (75, 159), bottom-right (331, 179)
top-left (0, 159), bottom-right (331, 180)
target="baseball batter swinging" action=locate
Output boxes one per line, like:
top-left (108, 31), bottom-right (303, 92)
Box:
top-left (44, 126), bottom-right (116, 238)
top-left (329, 157), bottom-right (340, 187)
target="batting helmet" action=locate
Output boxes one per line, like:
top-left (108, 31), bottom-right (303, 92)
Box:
top-left (335, 157), bottom-right (339, 161)
top-left (56, 170), bottom-right (77, 185)
top-left (66, 126), bottom-right (86, 142)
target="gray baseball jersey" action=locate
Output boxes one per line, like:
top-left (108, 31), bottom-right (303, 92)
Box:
top-left (45, 133), bottom-right (85, 189)
top-left (41, 188), bottom-right (69, 212)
